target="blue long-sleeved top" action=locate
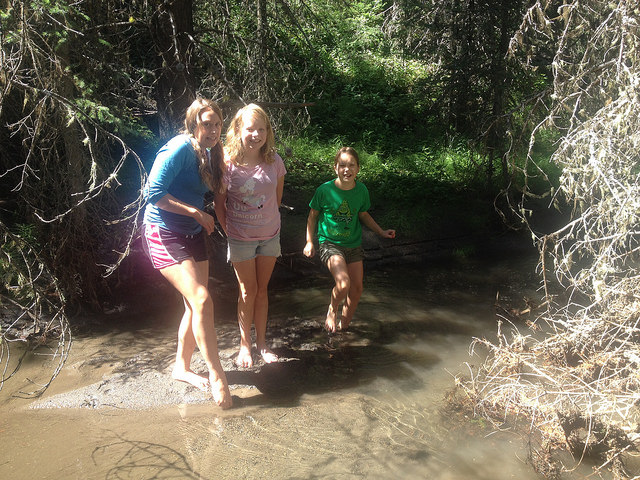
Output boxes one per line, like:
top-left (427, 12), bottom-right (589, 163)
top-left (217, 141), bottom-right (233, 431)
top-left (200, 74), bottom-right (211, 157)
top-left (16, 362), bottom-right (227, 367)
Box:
top-left (143, 135), bottom-right (208, 235)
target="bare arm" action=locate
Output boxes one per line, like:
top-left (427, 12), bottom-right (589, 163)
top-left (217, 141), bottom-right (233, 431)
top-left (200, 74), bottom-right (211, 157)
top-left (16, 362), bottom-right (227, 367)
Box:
top-left (358, 211), bottom-right (396, 239)
top-left (276, 175), bottom-right (285, 207)
top-left (303, 208), bottom-right (319, 257)
top-left (155, 194), bottom-right (216, 235)
top-left (213, 188), bottom-right (228, 235)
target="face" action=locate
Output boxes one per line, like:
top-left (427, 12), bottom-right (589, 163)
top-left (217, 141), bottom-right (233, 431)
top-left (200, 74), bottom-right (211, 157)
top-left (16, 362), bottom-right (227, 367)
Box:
top-left (240, 113), bottom-right (267, 153)
top-left (334, 153), bottom-right (360, 183)
top-left (193, 108), bottom-right (222, 149)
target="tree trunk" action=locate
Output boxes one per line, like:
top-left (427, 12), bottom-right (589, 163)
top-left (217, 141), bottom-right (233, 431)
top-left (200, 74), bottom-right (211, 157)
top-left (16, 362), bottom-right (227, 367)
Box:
top-left (449, 0), bottom-right (475, 132)
top-left (487, 1), bottom-right (517, 191)
top-left (255, 0), bottom-right (268, 100)
top-left (151, 0), bottom-right (197, 140)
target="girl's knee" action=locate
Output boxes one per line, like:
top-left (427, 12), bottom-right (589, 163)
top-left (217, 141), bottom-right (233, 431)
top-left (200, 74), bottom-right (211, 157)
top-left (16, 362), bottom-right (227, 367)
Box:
top-left (255, 287), bottom-right (269, 302)
top-left (350, 283), bottom-right (363, 298)
top-left (334, 277), bottom-right (350, 295)
top-left (239, 282), bottom-right (258, 302)
top-left (189, 286), bottom-right (212, 312)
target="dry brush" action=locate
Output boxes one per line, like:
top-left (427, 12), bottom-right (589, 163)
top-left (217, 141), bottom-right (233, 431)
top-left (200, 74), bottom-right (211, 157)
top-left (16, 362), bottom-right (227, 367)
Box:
top-left (461, 2), bottom-right (640, 478)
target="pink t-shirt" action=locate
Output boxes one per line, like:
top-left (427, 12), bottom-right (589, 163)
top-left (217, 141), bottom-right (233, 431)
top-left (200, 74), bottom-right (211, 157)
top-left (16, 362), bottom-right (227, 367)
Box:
top-left (223, 153), bottom-right (287, 241)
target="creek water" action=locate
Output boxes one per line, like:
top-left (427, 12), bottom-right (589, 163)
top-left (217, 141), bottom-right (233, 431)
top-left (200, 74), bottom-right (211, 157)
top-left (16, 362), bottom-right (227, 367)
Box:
top-left (0, 239), bottom-right (592, 479)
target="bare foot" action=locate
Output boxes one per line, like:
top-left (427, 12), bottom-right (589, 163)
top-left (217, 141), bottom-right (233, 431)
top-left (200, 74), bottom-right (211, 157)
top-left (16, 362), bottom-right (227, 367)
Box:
top-left (259, 348), bottom-right (279, 364)
top-left (211, 377), bottom-right (232, 409)
top-left (236, 345), bottom-right (253, 368)
top-left (338, 317), bottom-right (351, 331)
top-left (325, 306), bottom-right (338, 333)
top-left (172, 367), bottom-right (210, 393)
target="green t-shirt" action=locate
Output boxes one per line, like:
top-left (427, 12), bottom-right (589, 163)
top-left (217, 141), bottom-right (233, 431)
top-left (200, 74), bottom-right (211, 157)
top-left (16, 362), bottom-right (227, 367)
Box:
top-left (309, 179), bottom-right (371, 248)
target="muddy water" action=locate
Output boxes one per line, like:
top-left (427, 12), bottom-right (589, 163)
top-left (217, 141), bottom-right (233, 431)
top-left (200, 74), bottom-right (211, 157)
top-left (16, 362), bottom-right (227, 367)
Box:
top-left (0, 242), bottom-right (587, 479)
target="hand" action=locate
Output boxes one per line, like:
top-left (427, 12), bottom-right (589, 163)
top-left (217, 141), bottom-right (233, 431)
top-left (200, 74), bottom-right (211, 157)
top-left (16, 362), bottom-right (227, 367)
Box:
top-left (195, 210), bottom-right (216, 235)
top-left (380, 229), bottom-right (396, 239)
top-left (303, 241), bottom-right (315, 258)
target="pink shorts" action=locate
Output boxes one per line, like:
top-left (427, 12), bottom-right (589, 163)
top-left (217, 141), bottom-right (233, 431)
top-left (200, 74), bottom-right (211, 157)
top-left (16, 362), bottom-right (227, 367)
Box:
top-left (142, 224), bottom-right (207, 269)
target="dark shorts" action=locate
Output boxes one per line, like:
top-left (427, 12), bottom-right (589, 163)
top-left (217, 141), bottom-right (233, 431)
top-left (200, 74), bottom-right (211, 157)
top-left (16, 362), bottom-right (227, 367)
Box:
top-left (142, 224), bottom-right (207, 269)
top-left (319, 242), bottom-right (365, 265)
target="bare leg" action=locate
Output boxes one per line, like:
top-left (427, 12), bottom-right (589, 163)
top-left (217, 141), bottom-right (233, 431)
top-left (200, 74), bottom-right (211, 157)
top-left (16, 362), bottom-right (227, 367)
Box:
top-left (339, 261), bottom-right (363, 330)
top-left (160, 259), bottom-right (232, 409)
top-left (254, 255), bottom-right (278, 363)
top-left (172, 298), bottom-right (210, 392)
top-left (232, 258), bottom-right (257, 368)
top-left (326, 255), bottom-right (350, 333)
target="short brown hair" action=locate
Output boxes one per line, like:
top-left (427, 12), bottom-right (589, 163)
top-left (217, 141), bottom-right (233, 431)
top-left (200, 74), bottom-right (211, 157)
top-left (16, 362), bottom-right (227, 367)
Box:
top-left (334, 146), bottom-right (360, 167)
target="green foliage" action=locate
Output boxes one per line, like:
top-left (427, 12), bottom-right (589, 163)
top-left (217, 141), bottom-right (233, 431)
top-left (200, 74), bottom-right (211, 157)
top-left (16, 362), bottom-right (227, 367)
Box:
top-left (280, 136), bottom-right (341, 194)
top-left (313, 57), bottom-right (440, 151)
top-left (13, 224), bottom-right (38, 246)
top-left (282, 133), bottom-right (501, 237)
top-left (301, 1), bottom-right (443, 152)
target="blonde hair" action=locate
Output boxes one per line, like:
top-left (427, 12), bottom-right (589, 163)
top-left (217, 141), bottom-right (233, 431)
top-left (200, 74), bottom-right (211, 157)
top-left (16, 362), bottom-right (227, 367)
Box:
top-left (182, 98), bottom-right (224, 194)
top-left (225, 103), bottom-right (276, 166)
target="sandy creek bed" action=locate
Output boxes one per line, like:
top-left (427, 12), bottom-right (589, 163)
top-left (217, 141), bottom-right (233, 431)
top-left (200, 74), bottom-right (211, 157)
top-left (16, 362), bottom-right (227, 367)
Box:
top-left (0, 239), bottom-right (597, 479)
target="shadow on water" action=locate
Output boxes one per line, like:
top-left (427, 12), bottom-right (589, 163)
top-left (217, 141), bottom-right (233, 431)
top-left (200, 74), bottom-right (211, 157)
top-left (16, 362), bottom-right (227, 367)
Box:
top-left (226, 311), bottom-right (475, 406)
top-left (229, 343), bottom-right (436, 405)
top-left (93, 433), bottom-right (210, 480)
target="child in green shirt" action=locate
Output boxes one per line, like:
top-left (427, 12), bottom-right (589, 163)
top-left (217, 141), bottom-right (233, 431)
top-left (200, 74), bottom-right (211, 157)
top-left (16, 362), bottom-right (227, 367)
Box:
top-left (303, 147), bottom-right (396, 332)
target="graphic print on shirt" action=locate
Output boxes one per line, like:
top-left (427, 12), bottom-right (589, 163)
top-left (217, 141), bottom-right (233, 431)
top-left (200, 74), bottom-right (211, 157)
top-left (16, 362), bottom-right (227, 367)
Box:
top-left (334, 199), bottom-right (353, 230)
top-left (239, 178), bottom-right (266, 209)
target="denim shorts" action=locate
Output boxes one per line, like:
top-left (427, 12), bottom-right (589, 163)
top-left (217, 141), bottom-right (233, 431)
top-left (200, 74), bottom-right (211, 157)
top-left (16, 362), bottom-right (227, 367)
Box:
top-left (319, 242), bottom-right (365, 265)
top-left (227, 233), bottom-right (281, 263)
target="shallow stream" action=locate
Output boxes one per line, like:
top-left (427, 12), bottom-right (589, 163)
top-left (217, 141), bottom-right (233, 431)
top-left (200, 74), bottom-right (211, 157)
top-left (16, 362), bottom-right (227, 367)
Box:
top-left (0, 240), bottom-right (593, 479)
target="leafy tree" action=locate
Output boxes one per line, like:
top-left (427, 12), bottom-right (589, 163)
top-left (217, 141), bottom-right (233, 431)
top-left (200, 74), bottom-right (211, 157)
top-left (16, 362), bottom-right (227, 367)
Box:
top-left (151, 0), bottom-right (198, 139)
top-left (0, 0), bottom-right (152, 306)
top-left (384, 0), bottom-right (537, 189)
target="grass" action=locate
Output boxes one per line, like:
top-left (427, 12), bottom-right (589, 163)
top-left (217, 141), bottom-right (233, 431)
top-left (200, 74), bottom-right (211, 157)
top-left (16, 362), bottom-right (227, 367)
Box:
top-left (277, 134), bottom-right (516, 243)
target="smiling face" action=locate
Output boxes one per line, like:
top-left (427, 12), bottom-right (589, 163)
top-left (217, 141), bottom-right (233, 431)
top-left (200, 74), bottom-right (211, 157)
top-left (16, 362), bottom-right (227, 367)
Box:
top-left (240, 113), bottom-right (267, 154)
top-left (334, 152), bottom-right (360, 186)
top-left (193, 108), bottom-right (222, 149)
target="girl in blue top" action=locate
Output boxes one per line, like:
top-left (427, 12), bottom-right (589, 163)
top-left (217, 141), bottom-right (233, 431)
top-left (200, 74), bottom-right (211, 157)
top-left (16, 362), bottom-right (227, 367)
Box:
top-left (142, 98), bottom-right (232, 409)
top-left (304, 147), bottom-right (396, 332)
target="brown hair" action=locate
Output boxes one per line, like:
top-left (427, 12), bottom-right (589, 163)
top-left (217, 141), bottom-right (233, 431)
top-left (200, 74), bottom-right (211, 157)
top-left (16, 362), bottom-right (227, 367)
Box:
top-left (334, 146), bottom-right (360, 167)
top-left (225, 103), bottom-right (276, 166)
top-left (182, 98), bottom-right (224, 193)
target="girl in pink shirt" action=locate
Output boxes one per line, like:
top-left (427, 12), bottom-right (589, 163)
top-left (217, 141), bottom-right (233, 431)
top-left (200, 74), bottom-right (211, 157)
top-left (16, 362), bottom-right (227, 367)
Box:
top-left (215, 104), bottom-right (286, 368)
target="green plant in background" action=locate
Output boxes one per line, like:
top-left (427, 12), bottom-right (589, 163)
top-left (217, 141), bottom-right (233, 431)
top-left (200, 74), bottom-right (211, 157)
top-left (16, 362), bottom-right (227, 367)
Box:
top-left (281, 128), bottom-right (504, 240)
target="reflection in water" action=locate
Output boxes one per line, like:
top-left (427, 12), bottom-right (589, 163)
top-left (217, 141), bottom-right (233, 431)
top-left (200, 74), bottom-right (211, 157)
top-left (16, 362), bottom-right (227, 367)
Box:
top-left (1, 247), bottom-right (587, 479)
